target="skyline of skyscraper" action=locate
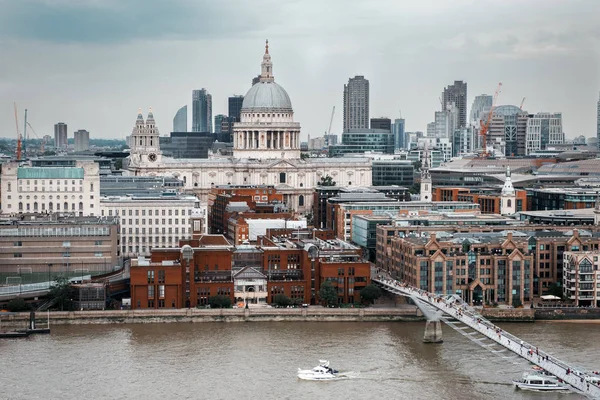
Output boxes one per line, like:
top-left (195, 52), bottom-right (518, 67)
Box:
top-left (192, 89), bottom-right (212, 133)
top-left (442, 80), bottom-right (467, 128)
top-left (173, 105), bottom-right (187, 133)
top-left (228, 95), bottom-right (244, 122)
top-left (74, 129), bottom-right (90, 151)
top-left (343, 75), bottom-right (369, 132)
top-left (54, 122), bottom-right (67, 149)
top-left (392, 118), bottom-right (406, 150)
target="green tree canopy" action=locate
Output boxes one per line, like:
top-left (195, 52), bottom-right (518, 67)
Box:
top-left (318, 175), bottom-right (336, 187)
top-left (208, 295), bottom-right (232, 309)
top-left (273, 294), bottom-right (293, 308)
top-left (360, 284), bottom-right (383, 305)
top-left (48, 276), bottom-right (74, 311)
top-left (319, 280), bottom-right (337, 307)
top-left (7, 298), bottom-right (32, 312)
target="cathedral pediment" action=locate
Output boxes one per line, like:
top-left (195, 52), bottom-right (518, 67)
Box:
top-left (269, 159), bottom-right (298, 169)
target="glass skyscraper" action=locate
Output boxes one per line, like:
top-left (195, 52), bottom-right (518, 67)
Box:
top-left (192, 89), bottom-right (212, 133)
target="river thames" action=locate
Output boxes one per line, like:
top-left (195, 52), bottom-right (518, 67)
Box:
top-left (1, 321), bottom-right (599, 399)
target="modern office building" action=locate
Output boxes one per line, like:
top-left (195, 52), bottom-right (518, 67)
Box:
top-left (328, 129), bottom-right (394, 157)
top-left (442, 81), bottom-right (467, 128)
top-left (525, 113), bottom-right (564, 155)
top-left (370, 117), bottom-right (391, 132)
top-left (372, 160), bottom-right (414, 187)
top-left (0, 160), bottom-right (101, 216)
top-left (469, 94), bottom-right (493, 127)
top-left (0, 214), bottom-right (119, 285)
top-left (434, 109), bottom-right (456, 139)
top-left (392, 118), bottom-right (406, 150)
top-left (343, 75), bottom-right (369, 131)
top-left (173, 105), bottom-right (187, 133)
top-left (54, 122), bottom-right (68, 150)
top-left (214, 114), bottom-right (227, 135)
top-left (218, 116), bottom-right (236, 143)
top-left (228, 95), bottom-right (244, 122)
top-left (73, 129), bottom-right (90, 151)
top-left (159, 132), bottom-right (213, 159)
top-left (452, 127), bottom-right (476, 156)
top-left (488, 105), bottom-right (529, 156)
top-left (192, 88), bottom-right (212, 133)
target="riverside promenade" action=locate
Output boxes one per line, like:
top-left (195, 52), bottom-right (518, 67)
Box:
top-left (1, 306), bottom-right (422, 326)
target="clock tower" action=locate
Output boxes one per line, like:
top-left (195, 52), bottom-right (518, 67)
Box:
top-left (129, 108), bottom-right (162, 166)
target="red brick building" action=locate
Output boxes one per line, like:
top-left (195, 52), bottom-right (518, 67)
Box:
top-left (130, 232), bottom-right (371, 309)
top-left (433, 187), bottom-right (527, 214)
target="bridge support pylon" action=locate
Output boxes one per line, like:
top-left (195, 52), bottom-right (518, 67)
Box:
top-left (423, 320), bottom-right (443, 343)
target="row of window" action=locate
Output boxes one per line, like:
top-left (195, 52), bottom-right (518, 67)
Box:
top-left (102, 209), bottom-right (190, 217)
top-left (123, 227), bottom-right (189, 235)
top-left (121, 218), bottom-right (186, 226)
top-left (13, 195), bottom-right (92, 200)
top-left (13, 202), bottom-right (90, 211)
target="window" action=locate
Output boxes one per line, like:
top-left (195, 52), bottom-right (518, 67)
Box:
top-left (159, 285), bottom-right (165, 298)
top-left (158, 270), bottom-right (165, 284)
top-left (298, 195), bottom-right (304, 207)
top-left (147, 270), bottom-right (155, 283)
top-left (13, 253), bottom-right (22, 258)
top-left (148, 285), bottom-right (155, 298)
top-left (279, 172), bottom-right (286, 183)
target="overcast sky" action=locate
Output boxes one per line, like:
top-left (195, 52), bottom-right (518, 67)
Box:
top-left (1, 0), bottom-right (599, 142)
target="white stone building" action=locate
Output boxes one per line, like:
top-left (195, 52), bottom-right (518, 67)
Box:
top-left (0, 160), bottom-right (100, 216)
top-left (525, 112), bottom-right (564, 155)
top-left (99, 194), bottom-right (206, 258)
top-left (126, 41), bottom-right (372, 213)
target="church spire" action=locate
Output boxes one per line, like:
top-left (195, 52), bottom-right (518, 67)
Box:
top-left (260, 39), bottom-right (274, 83)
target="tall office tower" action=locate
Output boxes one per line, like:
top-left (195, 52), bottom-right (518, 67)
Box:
top-left (442, 80), bottom-right (467, 128)
top-left (214, 114), bottom-right (227, 135)
top-left (470, 95), bottom-right (493, 126)
top-left (173, 105), bottom-right (187, 132)
top-left (54, 122), bottom-right (68, 149)
top-left (597, 92), bottom-right (600, 149)
top-left (192, 89), bottom-right (212, 132)
top-left (488, 105), bottom-right (529, 156)
top-left (434, 111), bottom-right (454, 139)
top-left (228, 95), bottom-right (244, 122)
top-left (525, 113), bottom-right (564, 155)
top-left (370, 117), bottom-right (391, 132)
top-left (73, 129), bottom-right (90, 151)
top-left (426, 122), bottom-right (436, 137)
top-left (343, 75), bottom-right (369, 132)
top-left (392, 118), bottom-right (406, 150)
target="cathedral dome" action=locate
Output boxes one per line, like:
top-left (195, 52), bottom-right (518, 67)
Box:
top-left (242, 81), bottom-right (292, 112)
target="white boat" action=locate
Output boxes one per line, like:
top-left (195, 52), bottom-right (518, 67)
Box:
top-left (513, 373), bottom-right (570, 392)
top-left (297, 360), bottom-right (339, 381)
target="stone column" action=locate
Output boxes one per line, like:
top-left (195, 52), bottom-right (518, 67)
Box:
top-left (423, 320), bottom-right (443, 343)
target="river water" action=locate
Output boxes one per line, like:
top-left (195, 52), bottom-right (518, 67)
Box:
top-left (1, 321), bottom-right (598, 400)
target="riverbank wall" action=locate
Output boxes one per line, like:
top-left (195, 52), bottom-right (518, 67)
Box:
top-left (480, 308), bottom-right (535, 322)
top-left (0, 307), bottom-right (423, 327)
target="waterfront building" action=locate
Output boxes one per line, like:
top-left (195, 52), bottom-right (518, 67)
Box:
top-left (392, 118), bottom-right (407, 150)
top-left (563, 251), bottom-right (600, 306)
top-left (74, 130), bottom-right (90, 152)
top-left (129, 233), bottom-right (371, 309)
top-left (0, 214), bottom-right (119, 284)
top-left (54, 122), bottom-right (68, 150)
top-left (383, 231), bottom-right (533, 305)
top-left (126, 42), bottom-right (372, 212)
top-left (442, 81), bottom-right (467, 128)
top-left (172, 105), bottom-right (187, 133)
top-left (525, 113), bottom-right (564, 155)
top-left (99, 193), bottom-right (205, 258)
top-left (0, 160), bottom-right (100, 216)
top-left (370, 117), bottom-right (391, 132)
top-left (192, 88), bottom-right (212, 133)
top-left (343, 75), bottom-right (369, 131)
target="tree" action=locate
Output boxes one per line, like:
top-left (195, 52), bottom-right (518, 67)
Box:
top-left (300, 152), bottom-right (310, 160)
top-left (6, 298), bottom-right (32, 312)
top-left (208, 295), bottom-right (232, 309)
top-left (319, 280), bottom-right (338, 307)
top-left (318, 175), bottom-right (336, 187)
top-left (412, 160), bottom-right (422, 171)
top-left (360, 284), bottom-right (382, 305)
top-left (273, 294), bottom-right (293, 308)
top-left (408, 183), bottom-right (420, 195)
top-left (114, 159), bottom-right (123, 170)
top-left (545, 282), bottom-right (564, 299)
top-left (305, 211), bottom-right (314, 227)
top-left (48, 276), bottom-right (74, 311)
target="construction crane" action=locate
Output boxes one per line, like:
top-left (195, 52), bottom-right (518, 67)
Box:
top-left (14, 103), bottom-right (22, 160)
top-left (519, 97), bottom-right (526, 110)
top-left (26, 121), bottom-right (42, 154)
top-left (327, 106), bottom-right (335, 136)
top-left (479, 82), bottom-right (502, 158)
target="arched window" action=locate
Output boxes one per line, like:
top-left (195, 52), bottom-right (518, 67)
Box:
top-left (507, 199), bottom-right (512, 208)
top-left (49, 203), bottom-right (53, 211)
top-left (33, 202), bottom-right (38, 211)
top-left (72, 203), bottom-right (76, 211)
top-left (298, 195), bottom-right (305, 207)
top-left (64, 202), bottom-right (68, 210)
top-left (79, 202), bottom-right (83, 211)
top-left (18, 202), bottom-right (23, 211)
top-left (279, 172), bottom-right (286, 184)
top-left (56, 202), bottom-right (60, 211)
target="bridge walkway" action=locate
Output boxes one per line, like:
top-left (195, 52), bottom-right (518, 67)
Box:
top-left (374, 276), bottom-right (600, 399)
